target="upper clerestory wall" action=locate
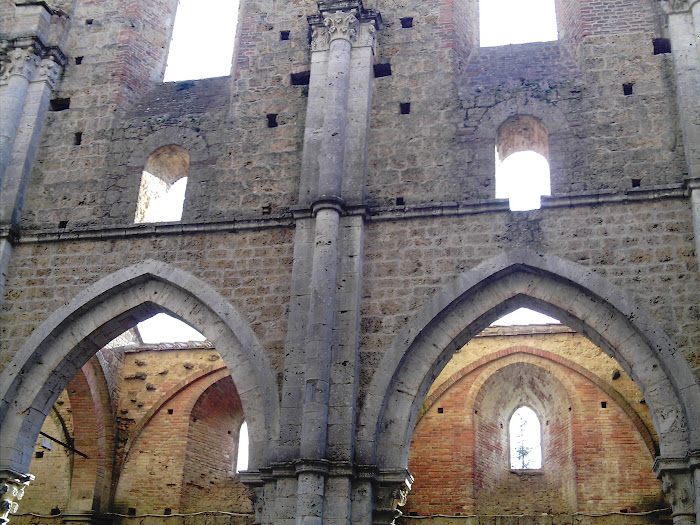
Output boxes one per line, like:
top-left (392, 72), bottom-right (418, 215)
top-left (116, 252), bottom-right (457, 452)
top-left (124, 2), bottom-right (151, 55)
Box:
top-left (15, 0), bottom-right (686, 228)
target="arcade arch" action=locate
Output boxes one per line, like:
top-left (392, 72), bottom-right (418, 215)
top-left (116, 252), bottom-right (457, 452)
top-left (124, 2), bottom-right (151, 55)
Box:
top-left (358, 249), bottom-right (700, 520)
top-left (0, 260), bottom-right (280, 482)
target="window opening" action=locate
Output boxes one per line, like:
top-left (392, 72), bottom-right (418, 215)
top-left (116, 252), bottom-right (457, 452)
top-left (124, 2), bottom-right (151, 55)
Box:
top-left (495, 115), bottom-right (551, 211)
top-left (509, 406), bottom-right (542, 469)
top-left (136, 313), bottom-right (206, 344)
top-left (135, 145), bottom-right (189, 223)
top-left (480, 0), bottom-right (558, 47)
top-left (491, 308), bottom-right (560, 326)
top-left (237, 421), bottom-right (249, 472)
top-left (164, 0), bottom-right (239, 81)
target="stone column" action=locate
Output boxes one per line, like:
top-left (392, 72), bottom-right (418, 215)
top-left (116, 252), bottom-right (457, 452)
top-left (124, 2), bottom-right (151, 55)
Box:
top-left (0, 44), bottom-right (40, 182)
top-left (0, 46), bottom-right (63, 305)
top-left (691, 179), bottom-right (700, 271)
top-left (294, 8), bottom-right (358, 525)
top-left (0, 471), bottom-right (33, 525)
top-left (0, 44), bottom-right (38, 307)
top-left (662, 1), bottom-right (700, 271)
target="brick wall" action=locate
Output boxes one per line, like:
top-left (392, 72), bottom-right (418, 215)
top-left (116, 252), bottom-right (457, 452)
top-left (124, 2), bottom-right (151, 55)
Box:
top-left (20, 392), bottom-right (73, 515)
top-left (181, 377), bottom-right (250, 513)
top-left (404, 336), bottom-right (664, 517)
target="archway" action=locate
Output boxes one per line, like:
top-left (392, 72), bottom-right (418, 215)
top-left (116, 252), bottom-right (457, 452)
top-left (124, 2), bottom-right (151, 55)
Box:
top-left (358, 249), bottom-right (700, 519)
top-left (15, 357), bottom-right (115, 522)
top-left (0, 260), bottom-right (280, 480)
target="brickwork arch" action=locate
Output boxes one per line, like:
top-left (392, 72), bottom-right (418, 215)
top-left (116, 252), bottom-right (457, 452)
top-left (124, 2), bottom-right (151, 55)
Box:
top-left (358, 249), bottom-right (700, 469)
top-left (420, 346), bottom-right (657, 456)
top-left (118, 365), bottom-right (230, 471)
top-left (64, 358), bottom-right (115, 516)
top-left (405, 349), bottom-right (664, 516)
top-left (0, 260), bottom-right (280, 476)
top-left (113, 373), bottom-right (248, 515)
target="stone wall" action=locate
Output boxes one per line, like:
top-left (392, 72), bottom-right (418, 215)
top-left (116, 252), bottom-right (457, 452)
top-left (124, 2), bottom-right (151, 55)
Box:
top-left (3, 0), bottom-right (700, 523)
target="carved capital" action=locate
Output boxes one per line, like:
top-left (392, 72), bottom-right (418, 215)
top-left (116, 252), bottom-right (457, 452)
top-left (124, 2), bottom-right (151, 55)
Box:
top-left (0, 471), bottom-right (33, 525)
top-left (658, 0), bottom-right (695, 14)
top-left (655, 457), bottom-right (696, 524)
top-left (355, 20), bottom-right (377, 48)
top-left (311, 25), bottom-right (331, 51)
top-left (373, 470), bottom-right (413, 525)
top-left (34, 56), bottom-right (61, 88)
top-left (309, 1), bottom-right (381, 51)
top-left (324, 10), bottom-right (359, 43)
top-left (0, 46), bottom-right (39, 82)
top-left (662, 471), bottom-right (695, 520)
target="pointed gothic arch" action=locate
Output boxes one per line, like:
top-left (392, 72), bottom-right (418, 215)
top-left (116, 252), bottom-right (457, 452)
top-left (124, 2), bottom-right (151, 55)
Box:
top-left (357, 249), bottom-right (700, 471)
top-left (0, 260), bottom-right (280, 476)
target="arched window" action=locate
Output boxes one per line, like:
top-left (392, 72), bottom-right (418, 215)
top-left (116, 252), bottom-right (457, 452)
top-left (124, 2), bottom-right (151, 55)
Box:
top-left (480, 0), bottom-right (558, 47)
top-left (509, 406), bottom-right (542, 469)
top-left (236, 421), bottom-right (249, 473)
top-left (164, 0), bottom-right (239, 81)
top-left (495, 115), bottom-right (551, 211)
top-left (135, 145), bottom-right (189, 223)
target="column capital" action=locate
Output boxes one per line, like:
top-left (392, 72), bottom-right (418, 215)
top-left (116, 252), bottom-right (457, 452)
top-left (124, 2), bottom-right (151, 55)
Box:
top-left (0, 470), bottom-right (34, 525)
top-left (373, 469), bottom-right (413, 525)
top-left (308, 1), bottom-right (382, 51)
top-left (654, 456), bottom-right (696, 523)
top-left (659, 0), bottom-right (700, 15)
top-left (0, 44), bottom-right (40, 83)
top-left (0, 38), bottom-right (66, 86)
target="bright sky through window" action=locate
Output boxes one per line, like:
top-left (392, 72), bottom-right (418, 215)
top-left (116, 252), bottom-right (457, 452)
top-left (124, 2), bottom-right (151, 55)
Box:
top-left (480, 0), bottom-right (558, 47)
top-left (164, 0), bottom-right (239, 82)
top-left (495, 151), bottom-right (551, 211)
top-left (510, 406), bottom-right (542, 469)
top-left (137, 313), bottom-right (206, 343)
top-left (492, 307), bottom-right (560, 326)
top-left (237, 422), bottom-right (249, 472)
top-left (141, 176), bottom-right (188, 223)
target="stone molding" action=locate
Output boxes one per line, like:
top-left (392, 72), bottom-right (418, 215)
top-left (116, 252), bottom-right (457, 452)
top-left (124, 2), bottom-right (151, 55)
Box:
top-left (0, 471), bottom-right (33, 525)
top-left (6, 183), bottom-right (693, 244)
top-left (311, 196), bottom-right (347, 217)
top-left (239, 465), bottom-right (412, 525)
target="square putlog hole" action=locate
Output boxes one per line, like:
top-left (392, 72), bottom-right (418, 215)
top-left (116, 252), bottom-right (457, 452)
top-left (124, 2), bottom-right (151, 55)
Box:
top-left (50, 98), bottom-right (71, 111)
top-left (291, 71), bottom-right (311, 86)
top-left (653, 38), bottom-right (671, 55)
top-left (373, 63), bottom-right (392, 78)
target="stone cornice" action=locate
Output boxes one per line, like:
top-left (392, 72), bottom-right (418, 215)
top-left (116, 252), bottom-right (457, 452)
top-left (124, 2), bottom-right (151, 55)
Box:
top-left (5, 183), bottom-right (693, 245)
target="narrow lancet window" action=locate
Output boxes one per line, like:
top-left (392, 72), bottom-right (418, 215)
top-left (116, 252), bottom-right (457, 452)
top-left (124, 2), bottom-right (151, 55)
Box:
top-left (509, 406), bottom-right (542, 469)
top-left (236, 421), bottom-right (249, 473)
